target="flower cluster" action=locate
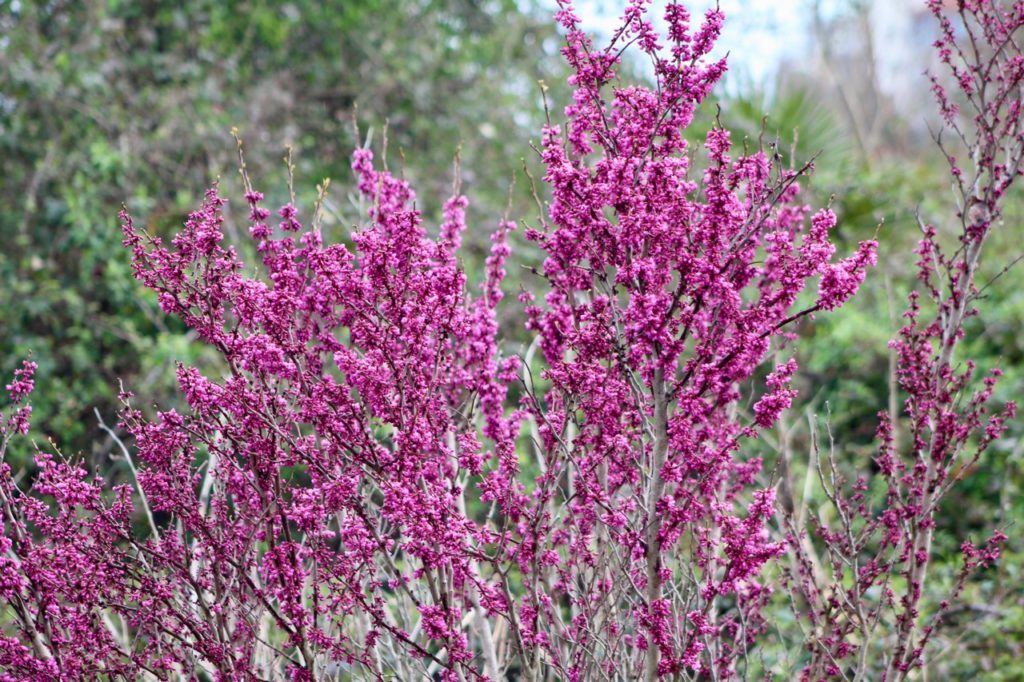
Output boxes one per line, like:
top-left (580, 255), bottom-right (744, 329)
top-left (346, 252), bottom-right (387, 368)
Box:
top-left (511, 1), bottom-right (872, 676)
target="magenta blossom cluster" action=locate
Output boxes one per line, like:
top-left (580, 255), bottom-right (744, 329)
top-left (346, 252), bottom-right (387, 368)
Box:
top-left (506, 1), bottom-right (874, 678)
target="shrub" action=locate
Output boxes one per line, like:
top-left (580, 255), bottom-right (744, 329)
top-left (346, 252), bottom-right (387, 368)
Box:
top-left (1, 1), bottom-right (1022, 680)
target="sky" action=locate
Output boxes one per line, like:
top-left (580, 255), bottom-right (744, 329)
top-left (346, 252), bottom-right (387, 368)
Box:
top-left (543, 0), bottom-right (815, 84)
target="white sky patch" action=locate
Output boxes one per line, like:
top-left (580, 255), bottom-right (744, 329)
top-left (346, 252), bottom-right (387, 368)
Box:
top-left (536, 0), bottom-right (818, 85)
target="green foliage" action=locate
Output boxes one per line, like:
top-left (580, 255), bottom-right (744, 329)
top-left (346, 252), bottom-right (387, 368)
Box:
top-left (0, 0), bottom-right (568, 459)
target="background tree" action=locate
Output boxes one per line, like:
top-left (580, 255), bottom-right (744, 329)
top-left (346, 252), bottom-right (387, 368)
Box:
top-left (0, 0), bottom-right (569, 458)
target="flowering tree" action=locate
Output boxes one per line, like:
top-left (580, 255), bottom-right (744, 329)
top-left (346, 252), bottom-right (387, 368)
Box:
top-left (0, 1), bottom-right (1020, 680)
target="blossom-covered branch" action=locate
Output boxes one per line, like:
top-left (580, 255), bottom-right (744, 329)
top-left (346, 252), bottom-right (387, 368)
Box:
top-left (783, 2), bottom-right (1024, 679)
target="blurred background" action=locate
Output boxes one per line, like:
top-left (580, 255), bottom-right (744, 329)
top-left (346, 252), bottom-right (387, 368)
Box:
top-left (2, 0), bottom-right (1022, 677)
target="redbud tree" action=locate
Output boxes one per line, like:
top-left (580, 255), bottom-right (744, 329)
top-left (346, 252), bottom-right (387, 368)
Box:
top-left (0, 1), bottom-right (1020, 680)
top-left (783, 1), bottom-right (1024, 680)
